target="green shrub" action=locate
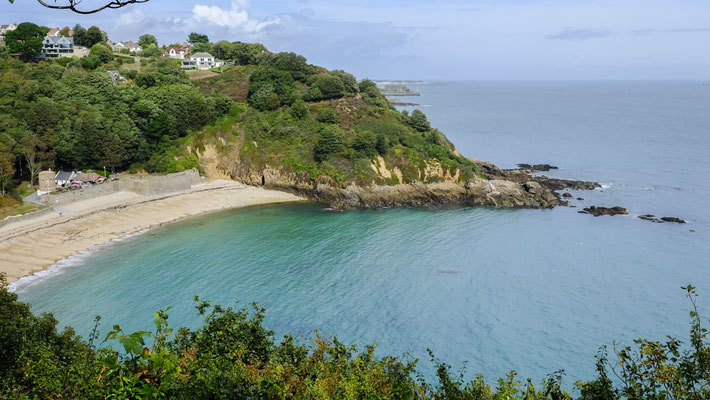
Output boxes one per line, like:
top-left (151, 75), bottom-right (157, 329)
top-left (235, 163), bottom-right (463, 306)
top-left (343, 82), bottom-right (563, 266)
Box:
top-left (352, 130), bottom-right (377, 158)
top-left (316, 108), bottom-right (337, 124)
top-left (314, 125), bottom-right (345, 162)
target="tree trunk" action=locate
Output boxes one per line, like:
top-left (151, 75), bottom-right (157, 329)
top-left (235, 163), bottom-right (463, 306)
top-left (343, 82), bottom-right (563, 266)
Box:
top-left (23, 150), bottom-right (40, 186)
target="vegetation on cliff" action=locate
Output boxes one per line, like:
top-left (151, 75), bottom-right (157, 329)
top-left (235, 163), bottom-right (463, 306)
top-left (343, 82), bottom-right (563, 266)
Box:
top-left (1, 274), bottom-right (709, 399)
top-left (0, 27), bottom-right (473, 206)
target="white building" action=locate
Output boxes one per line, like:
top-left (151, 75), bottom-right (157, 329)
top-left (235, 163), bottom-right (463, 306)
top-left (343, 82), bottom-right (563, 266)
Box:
top-left (163, 43), bottom-right (192, 60)
top-left (111, 41), bottom-right (142, 53)
top-left (181, 52), bottom-right (225, 70)
top-left (0, 23), bottom-right (17, 44)
top-left (0, 23), bottom-right (17, 35)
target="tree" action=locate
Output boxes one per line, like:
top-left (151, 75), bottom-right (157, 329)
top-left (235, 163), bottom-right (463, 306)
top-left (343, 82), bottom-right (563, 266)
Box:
top-left (8, 0), bottom-right (150, 14)
top-left (407, 109), bottom-right (431, 133)
top-left (307, 73), bottom-right (346, 100)
top-left (4, 22), bottom-right (45, 61)
top-left (289, 99), bottom-right (308, 119)
top-left (314, 126), bottom-right (345, 162)
top-left (191, 42), bottom-right (213, 55)
top-left (90, 43), bottom-right (114, 63)
top-left (188, 32), bottom-right (209, 44)
top-left (59, 27), bottom-right (71, 37)
top-left (138, 34), bottom-right (157, 48)
top-left (72, 24), bottom-right (87, 46)
top-left (352, 131), bottom-right (377, 158)
top-left (84, 26), bottom-right (105, 47)
top-left (0, 138), bottom-right (15, 197)
top-left (17, 132), bottom-right (43, 186)
top-left (141, 44), bottom-right (161, 58)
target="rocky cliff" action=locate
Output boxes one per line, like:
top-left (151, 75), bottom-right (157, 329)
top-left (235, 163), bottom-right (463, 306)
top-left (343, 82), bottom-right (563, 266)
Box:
top-left (197, 141), bottom-right (599, 210)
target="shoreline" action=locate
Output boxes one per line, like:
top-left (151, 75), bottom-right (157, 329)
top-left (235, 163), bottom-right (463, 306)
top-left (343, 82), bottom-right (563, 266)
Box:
top-left (1, 180), bottom-right (305, 289)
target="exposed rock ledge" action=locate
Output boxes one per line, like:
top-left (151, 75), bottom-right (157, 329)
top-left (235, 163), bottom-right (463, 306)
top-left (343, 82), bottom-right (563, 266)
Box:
top-left (222, 158), bottom-right (600, 210)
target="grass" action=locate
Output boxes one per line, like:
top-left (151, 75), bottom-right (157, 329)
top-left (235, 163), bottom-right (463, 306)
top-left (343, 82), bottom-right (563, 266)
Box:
top-left (0, 197), bottom-right (44, 220)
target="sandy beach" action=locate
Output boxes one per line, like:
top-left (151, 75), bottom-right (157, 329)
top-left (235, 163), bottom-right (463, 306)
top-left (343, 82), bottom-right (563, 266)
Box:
top-left (0, 180), bottom-right (304, 287)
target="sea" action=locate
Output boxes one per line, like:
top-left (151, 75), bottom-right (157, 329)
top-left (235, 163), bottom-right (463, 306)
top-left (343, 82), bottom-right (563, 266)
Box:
top-left (14, 81), bottom-right (710, 386)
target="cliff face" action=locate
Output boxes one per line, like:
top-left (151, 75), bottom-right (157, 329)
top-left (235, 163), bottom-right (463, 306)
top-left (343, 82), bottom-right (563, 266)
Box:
top-left (198, 142), bottom-right (597, 210)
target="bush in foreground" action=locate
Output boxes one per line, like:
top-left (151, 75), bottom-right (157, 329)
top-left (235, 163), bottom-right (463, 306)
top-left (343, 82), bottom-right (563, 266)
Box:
top-left (1, 273), bottom-right (708, 399)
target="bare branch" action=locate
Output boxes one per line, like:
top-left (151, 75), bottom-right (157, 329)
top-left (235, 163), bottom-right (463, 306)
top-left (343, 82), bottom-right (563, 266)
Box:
top-left (36, 0), bottom-right (149, 14)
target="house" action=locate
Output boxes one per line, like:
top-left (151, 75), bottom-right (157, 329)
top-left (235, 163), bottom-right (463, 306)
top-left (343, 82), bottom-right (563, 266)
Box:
top-left (0, 23), bottom-right (17, 44)
top-left (1, 23), bottom-right (17, 34)
top-left (55, 171), bottom-right (76, 187)
top-left (107, 70), bottom-right (127, 85)
top-left (111, 40), bottom-right (142, 53)
top-left (163, 43), bottom-right (192, 60)
top-left (47, 27), bottom-right (61, 37)
top-left (74, 172), bottom-right (102, 182)
top-left (40, 35), bottom-right (74, 58)
top-left (181, 52), bottom-right (224, 70)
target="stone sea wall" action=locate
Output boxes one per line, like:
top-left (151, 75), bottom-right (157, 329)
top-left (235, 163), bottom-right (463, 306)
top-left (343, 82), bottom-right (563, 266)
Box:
top-left (38, 169), bottom-right (203, 206)
top-left (0, 207), bottom-right (55, 229)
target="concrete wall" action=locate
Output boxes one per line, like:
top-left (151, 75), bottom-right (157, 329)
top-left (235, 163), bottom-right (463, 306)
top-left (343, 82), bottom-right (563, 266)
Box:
top-left (38, 169), bottom-right (203, 206)
top-left (0, 207), bottom-right (55, 229)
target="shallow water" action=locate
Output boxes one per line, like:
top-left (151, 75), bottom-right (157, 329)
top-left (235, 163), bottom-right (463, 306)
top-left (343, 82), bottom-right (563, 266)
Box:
top-left (16, 81), bottom-right (710, 384)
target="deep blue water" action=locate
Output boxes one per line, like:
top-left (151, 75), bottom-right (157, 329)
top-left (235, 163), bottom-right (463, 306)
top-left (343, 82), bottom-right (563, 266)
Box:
top-left (15, 81), bottom-right (710, 385)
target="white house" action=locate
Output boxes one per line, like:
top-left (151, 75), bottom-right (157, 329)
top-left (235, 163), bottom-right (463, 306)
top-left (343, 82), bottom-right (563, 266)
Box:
top-left (0, 23), bottom-right (17, 35)
top-left (47, 27), bottom-right (61, 37)
top-left (0, 23), bottom-right (17, 44)
top-left (181, 52), bottom-right (225, 70)
top-left (111, 40), bottom-right (142, 53)
top-left (163, 43), bottom-right (192, 60)
top-left (40, 35), bottom-right (74, 58)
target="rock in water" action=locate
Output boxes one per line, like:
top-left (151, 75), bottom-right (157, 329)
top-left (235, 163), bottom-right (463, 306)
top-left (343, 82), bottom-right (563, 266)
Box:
top-left (661, 217), bottom-right (686, 224)
top-left (579, 206), bottom-right (628, 217)
top-left (516, 163), bottom-right (559, 172)
top-left (639, 214), bottom-right (662, 223)
top-left (562, 192), bottom-right (573, 198)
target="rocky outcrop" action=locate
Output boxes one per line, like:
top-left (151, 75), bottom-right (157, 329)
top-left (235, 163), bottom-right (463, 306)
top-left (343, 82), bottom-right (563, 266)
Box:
top-left (639, 215), bottom-right (686, 224)
top-left (579, 206), bottom-right (628, 217)
top-left (515, 163), bottom-right (559, 172)
top-left (200, 147), bottom-right (600, 210)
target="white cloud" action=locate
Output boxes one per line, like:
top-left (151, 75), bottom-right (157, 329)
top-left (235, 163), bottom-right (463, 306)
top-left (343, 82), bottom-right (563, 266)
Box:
top-left (191, 0), bottom-right (280, 33)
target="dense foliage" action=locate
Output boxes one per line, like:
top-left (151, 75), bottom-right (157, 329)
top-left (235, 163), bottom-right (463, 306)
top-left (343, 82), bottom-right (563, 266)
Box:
top-left (1, 274), bottom-right (709, 399)
top-left (1, 24), bottom-right (476, 200)
top-left (0, 49), bottom-right (224, 191)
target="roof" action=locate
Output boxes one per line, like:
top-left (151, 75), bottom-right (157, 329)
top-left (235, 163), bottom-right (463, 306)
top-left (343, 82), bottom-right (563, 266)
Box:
top-left (47, 27), bottom-right (60, 36)
top-left (191, 52), bottom-right (214, 58)
top-left (44, 36), bottom-right (74, 45)
top-left (55, 171), bottom-right (75, 181)
top-left (122, 41), bottom-right (141, 48)
top-left (74, 172), bottom-right (102, 182)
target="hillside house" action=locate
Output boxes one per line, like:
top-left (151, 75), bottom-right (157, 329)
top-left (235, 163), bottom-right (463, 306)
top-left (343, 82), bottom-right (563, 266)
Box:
top-left (163, 43), bottom-right (192, 60)
top-left (40, 35), bottom-right (74, 58)
top-left (0, 23), bottom-right (17, 35)
top-left (111, 41), bottom-right (142, 53)
top-left (47, 27), bottom-right (61, 37)
top-left (181, 52), bottom-right (224, 70)
top-left (0, 23), bottom-right (17, 44)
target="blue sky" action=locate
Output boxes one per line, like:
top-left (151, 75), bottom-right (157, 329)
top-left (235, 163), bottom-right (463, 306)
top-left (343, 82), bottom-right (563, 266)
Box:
top-left (2, 0), bottom-right (709, 80)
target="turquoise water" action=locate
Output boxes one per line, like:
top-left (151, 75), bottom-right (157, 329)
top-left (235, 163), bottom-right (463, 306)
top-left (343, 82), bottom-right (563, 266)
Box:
top-left (15, 81), bottom-right (710, 384)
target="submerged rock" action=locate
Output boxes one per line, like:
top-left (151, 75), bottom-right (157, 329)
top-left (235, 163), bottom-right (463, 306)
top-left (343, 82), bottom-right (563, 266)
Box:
top-left (579, 206), bottom-right (628, 217)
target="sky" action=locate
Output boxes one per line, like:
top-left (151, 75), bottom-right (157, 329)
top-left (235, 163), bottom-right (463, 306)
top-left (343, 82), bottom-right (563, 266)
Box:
top-left (2, 0), bottom-right (709, 80)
